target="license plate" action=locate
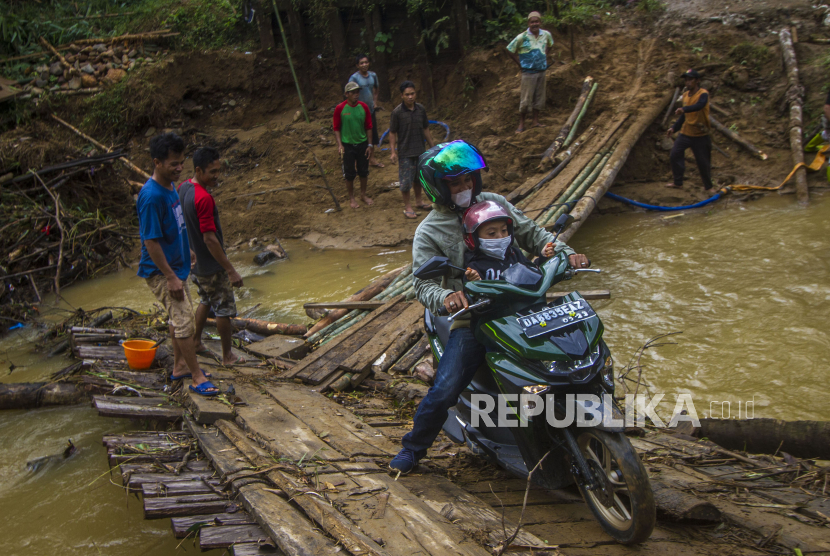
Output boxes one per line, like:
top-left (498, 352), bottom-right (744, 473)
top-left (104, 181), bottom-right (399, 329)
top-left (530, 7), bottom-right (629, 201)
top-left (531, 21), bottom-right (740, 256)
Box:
top-left (517, 299), bottom-right (596, 339)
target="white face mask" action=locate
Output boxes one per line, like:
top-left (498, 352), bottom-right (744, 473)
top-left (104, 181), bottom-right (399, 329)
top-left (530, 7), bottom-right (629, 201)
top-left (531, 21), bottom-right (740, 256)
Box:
top-left (478, 236), bottom-right (512, 260)
top-left (451, 188), bottom-right (473, 208)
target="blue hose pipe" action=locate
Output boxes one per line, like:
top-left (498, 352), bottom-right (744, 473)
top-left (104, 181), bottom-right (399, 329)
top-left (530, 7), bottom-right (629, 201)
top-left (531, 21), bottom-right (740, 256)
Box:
top-left (378, 121), bottom-right (450, 151)
top-left (604, 191), bottom-right (722, 211)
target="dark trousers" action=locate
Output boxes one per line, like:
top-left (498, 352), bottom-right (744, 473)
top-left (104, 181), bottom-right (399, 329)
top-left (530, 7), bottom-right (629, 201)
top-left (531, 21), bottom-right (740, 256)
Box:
top-left (670, 133), bottom-right (713, 190)
top-left (401, 327), bottom-right (486, 459)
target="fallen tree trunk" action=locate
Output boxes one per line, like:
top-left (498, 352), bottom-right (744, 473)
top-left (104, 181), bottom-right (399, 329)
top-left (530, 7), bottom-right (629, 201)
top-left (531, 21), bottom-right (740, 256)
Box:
top-left (698, 418), bottom-right (830, 460)
top-left (304, 265), bottom-right (407, 338)
top-left (206, 317), bottom-right (306, 337)
top-left (539, 76), bottom-right (594, 169)
top-left (709, 116), bottom-right (768, 161)
top-left (559, 91), bottom-right (673, 243)
top-left (651, 479), bottom-right (721, 522)
top-left (372, 326), bottom-right (422, 375)
top-left (780, 27), bottom-right (809, 205)
top-left (0, 382), bottom-right (86, 410)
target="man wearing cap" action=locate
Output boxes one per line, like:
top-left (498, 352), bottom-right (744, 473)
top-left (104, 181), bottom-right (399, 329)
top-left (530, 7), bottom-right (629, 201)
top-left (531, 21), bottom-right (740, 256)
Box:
top-left (334, 82), bottom-right (374, 209)
top-left (666, 69), bottom-right (714, 193)
top-left (506, 12), bottom-right (554, 133)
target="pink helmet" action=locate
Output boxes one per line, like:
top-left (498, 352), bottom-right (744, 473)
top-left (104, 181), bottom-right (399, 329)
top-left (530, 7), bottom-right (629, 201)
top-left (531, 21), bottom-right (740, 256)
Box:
top-left (462, 200), bottom-right (513, 251)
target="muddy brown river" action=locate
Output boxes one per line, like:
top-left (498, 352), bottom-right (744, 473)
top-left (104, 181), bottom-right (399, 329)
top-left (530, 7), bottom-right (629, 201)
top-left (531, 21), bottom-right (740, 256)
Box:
top-left (2, 194), bottom-right (829, 553)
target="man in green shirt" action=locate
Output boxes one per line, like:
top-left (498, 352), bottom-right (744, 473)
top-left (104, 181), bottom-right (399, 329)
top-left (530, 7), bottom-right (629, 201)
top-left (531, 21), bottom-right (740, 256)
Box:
top-left (334, 82), bottom-right (374, 209)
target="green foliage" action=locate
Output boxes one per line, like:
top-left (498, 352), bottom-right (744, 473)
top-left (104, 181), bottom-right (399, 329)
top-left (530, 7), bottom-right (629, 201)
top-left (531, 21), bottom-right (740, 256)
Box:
top-left (374, 31), bottom-right (394, 53)
top-left (729, 42), bottom-right (771, 71)
top-left (0, 0), bottom-right (253, 57)
top-left (420, 15), bottom-right (451, 55)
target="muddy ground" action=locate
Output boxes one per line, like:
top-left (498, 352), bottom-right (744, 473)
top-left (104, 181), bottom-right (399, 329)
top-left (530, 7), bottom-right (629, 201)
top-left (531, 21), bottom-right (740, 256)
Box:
top-left (4, 0), bottom-right (830, 252)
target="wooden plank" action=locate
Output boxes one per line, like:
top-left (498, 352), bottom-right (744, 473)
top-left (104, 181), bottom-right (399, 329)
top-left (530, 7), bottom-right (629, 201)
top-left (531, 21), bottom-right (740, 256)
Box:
top-left (171, 512), bottom-right (256, 537)
top-left (127, 471), bottom-right (216, 489)
top-left (143, 480), bottom-right (220, 498)
top-left (398, 474), bottom-right (549, 549)
top-left (103, 432), bottom-right (191, 446)
top-left (200, 524), bottom-right (271, 550)
top-left (214, 419), bottom-right (390, 556)
top-left (185, 391), bottom-right (236, 424)
top-left (187, 417), bottom-right (256, 477)
top-left (324, 472), bottom-right (492, 556)
top-left (390, 334), bottom-right (431, 375)
top-left (265, 382), bottom-right (398, 457)
top-left (232, 383), bottom-right (345, 462)
top-left (93, 395), bottom-right (183, 421)
top-left (119, 460), bottom-right (209, 475)
top-left (245, 335), bottom-right (308, 360)
top-left (338, 302), bottom-right (424, 379)
top-left (547, 289), bottom-right (610, 301)
top-left (144, 494), bottom-right (238, 519)
top-left (302, 302), bottom-right (411, 384)
top-left (238, 483), bottom-right (338, 556)
top-left (230, 543), bottom-right (281, 555)
top-left (284, 296), bottom-right (403, 379)
top-left (75, 345), bottom-right (127, 359)
top-left (303, 301), bottom-right (386, 310)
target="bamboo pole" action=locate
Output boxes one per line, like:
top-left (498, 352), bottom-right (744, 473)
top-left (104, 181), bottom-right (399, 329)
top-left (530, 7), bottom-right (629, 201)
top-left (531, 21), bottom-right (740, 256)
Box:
top-left (38, 37), bottom-right (71, 70)
top-left (50, 115), bottom-right (151, 180)
top-left (563, 82), bottom-right (598, 147)
top-left (559, 91), bottom-right (673, 243)
top-left (539, 76), bottom-right (594, 169)
top-left (542, 149), bottom-right (613, 227)
top-left (780, 27), bottom-right (809, 205)
top-left (536, 152), bottom-right (603, 224)
top-left (271, 0), bottom-right (309, 124)
top-left (709, 116), bottom-right (768, 161)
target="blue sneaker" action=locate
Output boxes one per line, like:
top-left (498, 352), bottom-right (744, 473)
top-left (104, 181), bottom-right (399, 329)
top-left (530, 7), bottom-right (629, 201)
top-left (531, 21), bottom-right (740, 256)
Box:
top-left (389, 448), bottom-right (418, 475)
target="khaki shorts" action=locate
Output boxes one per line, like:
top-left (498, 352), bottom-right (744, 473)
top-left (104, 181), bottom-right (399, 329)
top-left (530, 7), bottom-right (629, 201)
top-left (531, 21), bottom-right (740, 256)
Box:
top-left (193, 270), bottom-right (237, 318)
top-left (146, 274), bottom-right (195, 338)
top-left (520, 71), bottom-right (546, 114)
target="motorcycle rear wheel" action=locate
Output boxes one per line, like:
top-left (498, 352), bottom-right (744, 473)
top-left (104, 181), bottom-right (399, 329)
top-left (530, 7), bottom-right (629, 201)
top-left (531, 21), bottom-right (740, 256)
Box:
top-left (574, 429), bottom-right (655, 545)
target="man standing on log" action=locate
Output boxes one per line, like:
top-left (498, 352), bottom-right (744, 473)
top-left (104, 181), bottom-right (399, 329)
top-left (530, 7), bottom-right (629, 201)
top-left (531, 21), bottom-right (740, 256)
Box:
top-left (388, 140), bottom-right (590, 475)
top-left (389, 80), bottom-right (436, 219)
top-left (506, 11), bottom-right (554, 133)
top-left (178, 146), bottom-right (245, 367)
top-left (666, 69), bottom-right (714, 193)
top-left (349, 54), bottom-right (384, 168)
top-left (334, 81), bottom-right (375, 209)
top-left (137, 133), bottom-right (218, 397)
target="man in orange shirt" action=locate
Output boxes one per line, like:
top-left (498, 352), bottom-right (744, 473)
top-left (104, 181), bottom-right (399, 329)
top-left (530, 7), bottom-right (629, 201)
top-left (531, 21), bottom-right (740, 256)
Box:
top-left (666, 69), bottom-right (713, 193)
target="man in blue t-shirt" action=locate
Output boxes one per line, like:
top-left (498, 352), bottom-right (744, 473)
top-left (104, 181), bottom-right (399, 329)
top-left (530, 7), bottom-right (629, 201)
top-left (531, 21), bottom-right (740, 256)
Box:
top-left (349, 54), bottom-right (384, 168)
top-left (137, 133), bottom-right (217, 396)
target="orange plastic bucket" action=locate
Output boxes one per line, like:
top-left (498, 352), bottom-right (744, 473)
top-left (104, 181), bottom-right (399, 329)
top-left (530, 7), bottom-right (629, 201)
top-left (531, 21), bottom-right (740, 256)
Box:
top-left (122, 339), bottom-right (158, 370)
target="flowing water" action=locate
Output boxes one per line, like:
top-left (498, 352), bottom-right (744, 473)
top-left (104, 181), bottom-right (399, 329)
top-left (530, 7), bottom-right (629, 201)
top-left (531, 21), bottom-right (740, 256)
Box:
top-left (0, 240), bottom-right (409, 556)
top-left (570, 192), bottom-right (830, 423)
top-left (2, 195), bottom-right (829, 552)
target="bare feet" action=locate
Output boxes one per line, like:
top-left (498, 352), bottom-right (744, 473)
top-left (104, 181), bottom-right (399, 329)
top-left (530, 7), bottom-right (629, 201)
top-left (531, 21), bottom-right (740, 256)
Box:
top-left (362, 195), bottom-right (374, 206)
top-left (664, 183), bottom-right (683, 189)
top-left (515, 127), bottom-right (525, 134)
top-left (223, 353), bottom-right (247, 366)
top-left (350, 198), bottom-right (360, 209)
top-left (533, 122), bottom-right (546, 128)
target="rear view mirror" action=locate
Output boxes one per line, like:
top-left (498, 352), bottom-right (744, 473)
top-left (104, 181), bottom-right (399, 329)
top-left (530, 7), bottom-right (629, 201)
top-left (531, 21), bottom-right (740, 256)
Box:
top-left (414, 256), bottom-right (452, 280)
top-left (551, 214), bottom-right (574, 234)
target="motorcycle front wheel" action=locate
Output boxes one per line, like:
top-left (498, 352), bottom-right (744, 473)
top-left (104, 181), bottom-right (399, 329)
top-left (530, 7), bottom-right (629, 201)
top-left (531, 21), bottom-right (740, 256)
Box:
top-left (574, 429), bottom-right (655, 545)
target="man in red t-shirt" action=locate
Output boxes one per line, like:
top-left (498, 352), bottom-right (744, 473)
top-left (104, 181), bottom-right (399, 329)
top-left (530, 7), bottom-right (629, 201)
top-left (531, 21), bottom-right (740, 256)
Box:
top-left (178, 147), bottom-right (245, 366)
top-left (333, 81), bottom-right (374, 209)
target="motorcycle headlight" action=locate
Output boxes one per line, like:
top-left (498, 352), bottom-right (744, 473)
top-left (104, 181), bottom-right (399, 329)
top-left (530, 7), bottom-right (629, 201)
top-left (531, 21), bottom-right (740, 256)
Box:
top-left (523, 385), bottom-right (550, 395)
top-left (602, 356), bottom-right (614, 388)
top-left (546, 345), bottom-right (601, 378)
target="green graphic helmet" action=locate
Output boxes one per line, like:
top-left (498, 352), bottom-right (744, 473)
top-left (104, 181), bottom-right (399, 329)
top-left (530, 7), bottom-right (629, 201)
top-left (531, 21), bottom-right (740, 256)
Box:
top-left (417, 140), bottom-right (488, 210)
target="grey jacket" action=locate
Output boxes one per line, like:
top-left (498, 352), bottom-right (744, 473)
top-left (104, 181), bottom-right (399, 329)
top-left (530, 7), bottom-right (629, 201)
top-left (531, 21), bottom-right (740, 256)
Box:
top-left (412, 192), bottom-right (575, 315)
